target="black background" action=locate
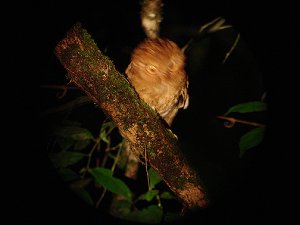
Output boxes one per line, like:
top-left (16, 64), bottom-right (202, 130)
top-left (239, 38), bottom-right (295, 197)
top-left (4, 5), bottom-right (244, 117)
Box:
top-left (5, 0), bottom-right (298, 224)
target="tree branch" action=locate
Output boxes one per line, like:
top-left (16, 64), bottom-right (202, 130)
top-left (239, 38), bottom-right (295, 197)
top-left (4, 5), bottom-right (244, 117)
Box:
top-left (141, 0), bottom-right (163, 38)
top-left (54, 23), bottom-right (208, 210)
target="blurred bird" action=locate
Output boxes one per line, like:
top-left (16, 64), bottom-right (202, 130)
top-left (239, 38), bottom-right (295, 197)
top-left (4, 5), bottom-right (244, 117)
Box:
top-left (125, 38), bottom-right (189, 126)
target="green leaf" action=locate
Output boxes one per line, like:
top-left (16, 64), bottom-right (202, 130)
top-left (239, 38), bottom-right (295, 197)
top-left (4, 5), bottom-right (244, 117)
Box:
top-left (149, 167), bottom-right (162, 190)
top-left (56, 136), bottom-right (74, 151)
top-left (74, 139), bottom-right (91, 151)
top-left (100, 130), bottom-right (110, 144)
top-left (89, 167), bottom-right (132, 200)
top-left (160, 191), bottom-right (176, 200)
top-left (101, 121), bottom-right (116, 130)
top-left (48, 152), bottom-right (87, 168)
top-left (70, 187), bottom-right (93, 206)
top-left (54, 126), bottom-right (94, 141)
top-left (224, 101), bottom-right (267, 116)
top-left (239, 127), bottom-right (265, 157)
top-left (58, 168), bottom-right (79, 181)
top-left (99, 121), bottom-right (116, 144)
top-left (137, 190), bottom-right (159, 202)
top-left (124, 205), bottom-right (163, 224)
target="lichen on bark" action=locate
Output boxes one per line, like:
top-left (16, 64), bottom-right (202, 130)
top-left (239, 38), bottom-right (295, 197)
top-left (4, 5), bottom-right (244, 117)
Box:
top-left (55, 23), bottom-right (208, 209)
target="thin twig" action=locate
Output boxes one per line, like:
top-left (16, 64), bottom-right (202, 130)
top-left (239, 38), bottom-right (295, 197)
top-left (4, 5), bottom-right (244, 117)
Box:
top-left (111, 141), bottom-right (125, 172)
top-left (144, 145), bottom-right (150, 191)
top-left (217, 115), bottom-right (265, 128)
top-left (261, 92), bottom-right (267, 102)
top-left (40, 95), bottom-right (91, 116)
top-left (100, 141), bottom-right (110, 168)
top-left (198, 17), bottom-right (226, 33)
top-left (81, 138), bottom-right (101, 179)
top-left (156, 194), bottom-right (162, 208)
top-left (40, 84), bottom-right (79, 98)
top-left (96, 140), bottom-right (124, 208)
top-left (182, 17), bottom-right (232, 52)
top-left (40, 84), bottom-right (78, 90)
top-left (96, 188), bottom-right (107, 208)
top-left (222, 33), bottom-right (240, 64)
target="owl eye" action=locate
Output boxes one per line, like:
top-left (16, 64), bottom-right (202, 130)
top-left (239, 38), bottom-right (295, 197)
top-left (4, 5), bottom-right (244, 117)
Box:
top-left (145, 64), bottom-right (157, 74)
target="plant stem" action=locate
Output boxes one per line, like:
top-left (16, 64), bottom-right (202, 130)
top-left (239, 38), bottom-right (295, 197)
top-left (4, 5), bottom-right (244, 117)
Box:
top-left (96, 140), bottom-right (124, 208)
top-left (217, 115), bottom-right (265, 128)
top-left (222, 33), bottom-right (240, 64)
top-left (111, 141), bottom-right (125, 173)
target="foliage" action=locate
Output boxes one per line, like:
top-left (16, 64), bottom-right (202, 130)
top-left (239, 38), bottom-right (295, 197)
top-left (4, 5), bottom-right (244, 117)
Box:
top-left (44, 15), bottom-right (267, 223)
top-left (47, 96), bottom-right (269, 222)
top-left (223, 100), bottom-right (267, 157)
top-left (224, 101), bottom-right (267, 116)
top-left (239, 127), bottom-right (265, 157)
top-left (88, 167), bottom-right (132, 201)
top-left (47, 116), bottom-right (181, 224)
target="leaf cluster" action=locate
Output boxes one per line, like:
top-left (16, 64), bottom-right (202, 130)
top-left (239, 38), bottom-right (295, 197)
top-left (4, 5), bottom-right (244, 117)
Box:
top-left (48, 118), bottom-right (181, 224)
top-left (223, 100), bottom-right (267, 157)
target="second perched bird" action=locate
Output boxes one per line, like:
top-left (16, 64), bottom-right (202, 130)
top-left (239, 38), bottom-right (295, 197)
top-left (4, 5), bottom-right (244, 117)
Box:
top-left (125, 38), bottom-right (189, 126)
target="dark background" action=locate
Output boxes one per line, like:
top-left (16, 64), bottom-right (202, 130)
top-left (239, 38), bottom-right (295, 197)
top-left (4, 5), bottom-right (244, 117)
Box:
top-left (6, 0), bottom-right (298, 224)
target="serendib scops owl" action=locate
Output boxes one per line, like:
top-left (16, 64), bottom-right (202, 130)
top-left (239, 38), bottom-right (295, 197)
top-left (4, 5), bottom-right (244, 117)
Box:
top-left (125, 38), bottom-right (189, 126)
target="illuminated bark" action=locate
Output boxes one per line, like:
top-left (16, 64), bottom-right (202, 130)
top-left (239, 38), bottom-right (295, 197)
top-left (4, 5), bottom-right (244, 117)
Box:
top-left (55, 23), bottom-right (208, 209)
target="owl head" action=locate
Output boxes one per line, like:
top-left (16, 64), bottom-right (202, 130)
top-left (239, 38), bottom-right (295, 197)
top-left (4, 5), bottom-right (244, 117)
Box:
top-left (126, 38), bottom-right (186, 87)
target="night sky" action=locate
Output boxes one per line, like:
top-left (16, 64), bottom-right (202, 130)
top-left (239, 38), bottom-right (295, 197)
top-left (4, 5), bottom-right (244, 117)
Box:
top-left (6, 1), bottom-right (297, 224)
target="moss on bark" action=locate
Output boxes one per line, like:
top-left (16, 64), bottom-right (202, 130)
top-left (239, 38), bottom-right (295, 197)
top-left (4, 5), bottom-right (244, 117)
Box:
top-left (55, 23), bottom-right (208, 209)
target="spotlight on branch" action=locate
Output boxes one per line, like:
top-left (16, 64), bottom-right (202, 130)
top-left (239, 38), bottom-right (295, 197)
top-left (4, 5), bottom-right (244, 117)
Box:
top-left (54, 23), bottom-right (208, 210)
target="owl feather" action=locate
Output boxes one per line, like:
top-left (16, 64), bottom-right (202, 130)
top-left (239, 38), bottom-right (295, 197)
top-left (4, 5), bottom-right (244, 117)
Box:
top-left (126, 38), bottom-right (189, 126)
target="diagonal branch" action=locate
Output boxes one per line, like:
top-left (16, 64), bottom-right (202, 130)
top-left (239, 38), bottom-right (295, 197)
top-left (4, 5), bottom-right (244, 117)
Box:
top-left (54, 23), bottom-right (208, 210)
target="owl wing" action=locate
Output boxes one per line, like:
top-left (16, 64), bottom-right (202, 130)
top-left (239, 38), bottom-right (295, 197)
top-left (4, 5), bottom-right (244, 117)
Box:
top-left (178, 81), bottom-right (189, 110)
top-left (157, 82), bottom-right (189, 126)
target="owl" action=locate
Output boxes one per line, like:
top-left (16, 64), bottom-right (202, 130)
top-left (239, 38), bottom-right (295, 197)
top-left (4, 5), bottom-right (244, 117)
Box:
top-left (125, 38), bottom-right (189, 126)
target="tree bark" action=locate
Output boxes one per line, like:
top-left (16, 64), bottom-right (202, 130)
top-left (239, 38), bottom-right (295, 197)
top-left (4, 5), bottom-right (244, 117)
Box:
top-left (54, 23), bottom-right (208, 209)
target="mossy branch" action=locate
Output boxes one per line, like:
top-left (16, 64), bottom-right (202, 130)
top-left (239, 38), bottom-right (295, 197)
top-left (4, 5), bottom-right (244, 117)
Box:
top-left (54, 23), bottom-right (208, 210)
